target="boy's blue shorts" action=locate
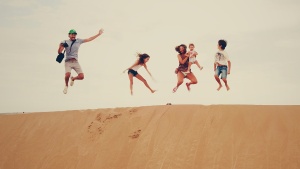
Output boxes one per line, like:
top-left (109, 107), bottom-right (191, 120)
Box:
top-left (215, 66), bottom-right (228, 79)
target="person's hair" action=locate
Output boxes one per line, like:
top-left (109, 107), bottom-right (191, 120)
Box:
top-left (218, 39), bottom-right (227, 50)
top-left (175, 44), bottom-right (187, 54)
top-left (189, 43), bottom-right (194, 47)
top-left (137, 53), bottom-right (150, 64)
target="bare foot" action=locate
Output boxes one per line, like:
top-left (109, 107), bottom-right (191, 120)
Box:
top-left (151, 90), bottom-right (156, 93)
top-left (225, 85), bottom-right (230, 91)
top-left (172, 86), bottom-right (178, 93)
top-left (200, 66), bottom-right (203, 70)
top-left (130, 91), bottom-right (133, 95)
top-left (70, 76), bottom-right (74, 86)
top-left (217, 85), bottom-right (222, 91)
top-left (63, 86), bottom-right (68, 94)
top-left (186, 83), bottom-right (191, 91)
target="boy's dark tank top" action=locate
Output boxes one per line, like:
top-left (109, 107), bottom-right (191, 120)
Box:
top-left (177, 54), bottom-right (189, 72)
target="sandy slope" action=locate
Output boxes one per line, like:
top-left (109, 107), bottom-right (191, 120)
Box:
top-left (0, 105), bottom-right (300, 169)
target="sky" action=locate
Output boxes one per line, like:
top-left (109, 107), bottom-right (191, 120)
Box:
top-left (0, 0), bottom-right (300, 113)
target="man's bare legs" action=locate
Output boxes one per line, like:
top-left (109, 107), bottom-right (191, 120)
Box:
top-left (65, 72), bottom-right (71, 87)
top-left (63, 73), bottom-right (85, 94)
top-left (70, 73), bottom-right (84, 86)
top-left (63, 72), bottom-right (71, 94)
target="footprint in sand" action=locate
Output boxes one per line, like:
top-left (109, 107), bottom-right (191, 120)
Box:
top-left (97, 127), bottom-right (103, 134)
top-left (96, 113), bottom-right (102, 122)
top-left (129, 129), bottom-right (142, 139)
top-left (129, 108), bottom-right (138, 115)
top-left (87, 123), bottom-right (104, 141)
top-left (103, 113), bottom-right (122, 123)
top-left (87, 122), bottom-right (94, 133)
top-left (87, 113), bottom-right (122, 140)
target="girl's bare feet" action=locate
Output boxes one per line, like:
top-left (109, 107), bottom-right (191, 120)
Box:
top-left (217, 85), bottom-right (222, 91)
top-left (151, 90), bottom-right (156, 93)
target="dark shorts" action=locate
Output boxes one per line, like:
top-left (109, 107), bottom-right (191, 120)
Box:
top-left (128, 69), bottom-right (138, 76)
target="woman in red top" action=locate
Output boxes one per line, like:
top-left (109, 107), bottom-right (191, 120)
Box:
top-left (173, 44), bottom-right (198, 92)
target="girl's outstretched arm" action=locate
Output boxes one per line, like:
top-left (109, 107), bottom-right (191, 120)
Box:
top-left (144, 63), bottom-right (157, 82)
top-left (143, 63), bottom-right (152, 76)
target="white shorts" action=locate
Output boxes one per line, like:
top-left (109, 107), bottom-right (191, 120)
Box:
top-left (189, 57), bottom-right (197, 63)
top-left (65, 60), bottom-right (83, 74)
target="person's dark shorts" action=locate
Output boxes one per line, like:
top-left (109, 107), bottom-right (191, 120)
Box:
top-left (128, 69), bottom-right (138, 76)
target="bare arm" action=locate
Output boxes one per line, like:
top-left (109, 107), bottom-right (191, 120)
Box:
top-left (227, 61), bottom-right (231, 74)
top-left (143, 63), bottom-right (152, 76)
top-left (214, 63), bottom-right (217, 71)
top-left (58, 43), bottom-right (64, 54)
top-left (177, 54), bottom-right (189, 64)
top-left (186, 51), bottom-right (190, 57)
top-left (83, 28), bottom-right (104, 43)
top-left (123, 60), bottom-right (139, 73)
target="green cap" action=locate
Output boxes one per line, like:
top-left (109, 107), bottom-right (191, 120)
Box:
top-left (68, 29), bottom-right (77, 34)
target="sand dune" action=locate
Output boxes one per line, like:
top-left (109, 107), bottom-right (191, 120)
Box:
top-left (0, 105), bottom-right (300, 169)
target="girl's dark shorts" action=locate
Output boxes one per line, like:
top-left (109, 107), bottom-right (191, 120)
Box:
top-left (128, 69), bottom-right (138, 76)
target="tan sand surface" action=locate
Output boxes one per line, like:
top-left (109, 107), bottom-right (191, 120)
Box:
top-left (0, 105), bottom-right (300, 169)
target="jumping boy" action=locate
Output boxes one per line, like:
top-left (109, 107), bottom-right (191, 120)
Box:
top-left (214, 39), bottom-right (231, 91)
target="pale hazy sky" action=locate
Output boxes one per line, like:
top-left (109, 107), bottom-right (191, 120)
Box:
top-left (0, 0), bottom-right (300, 113)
